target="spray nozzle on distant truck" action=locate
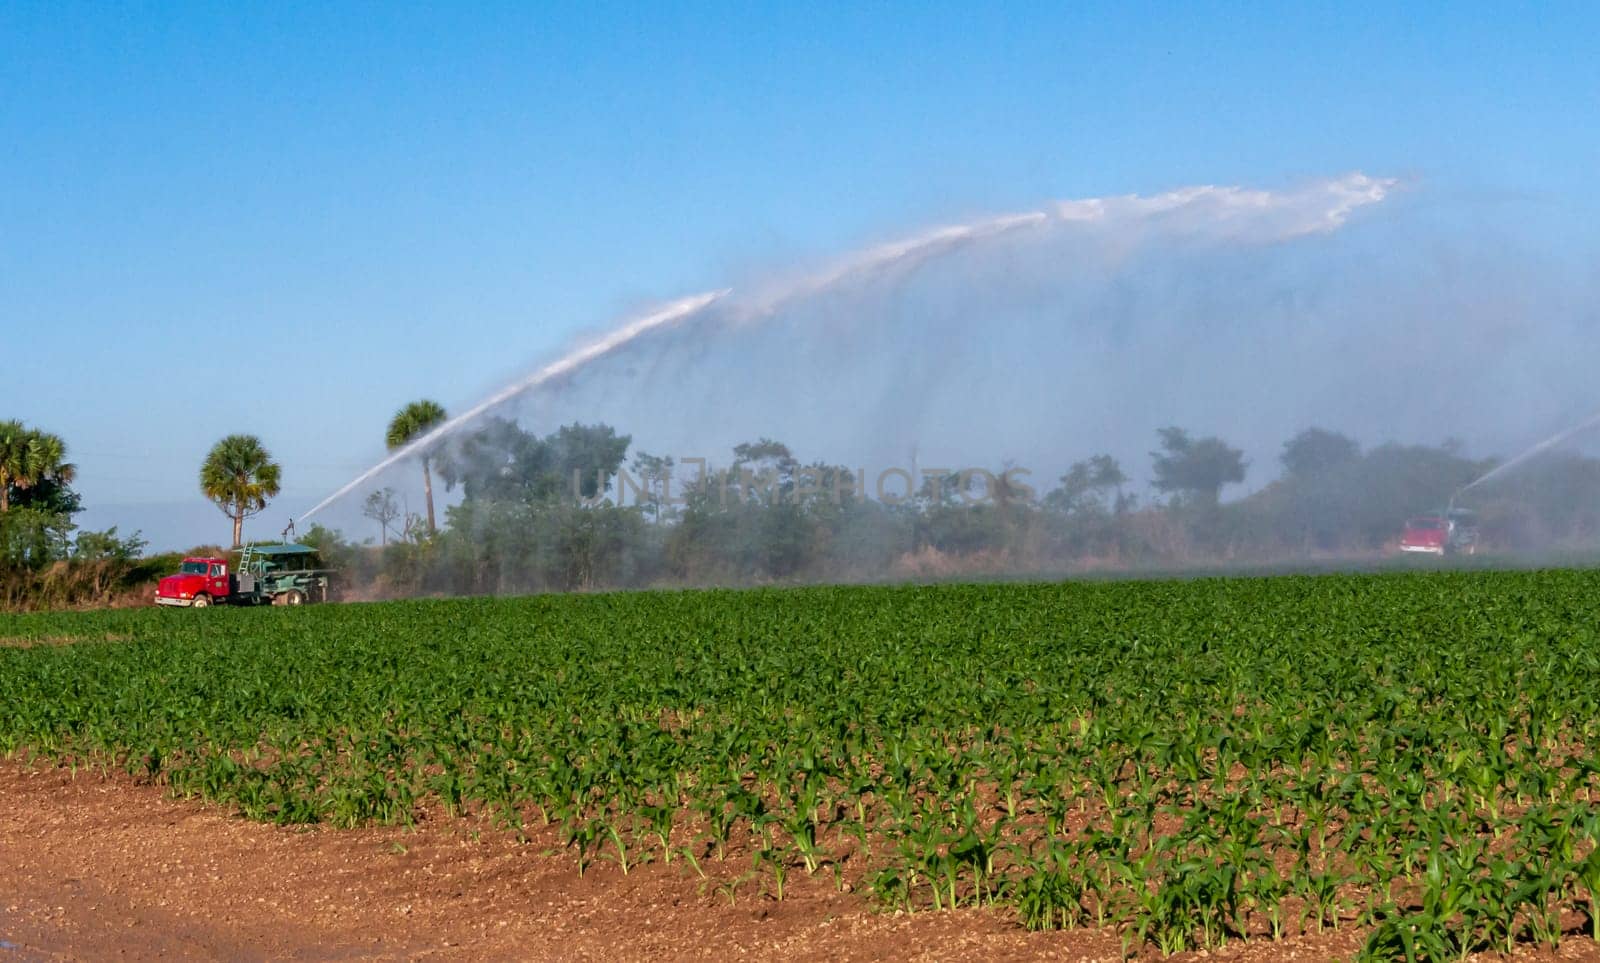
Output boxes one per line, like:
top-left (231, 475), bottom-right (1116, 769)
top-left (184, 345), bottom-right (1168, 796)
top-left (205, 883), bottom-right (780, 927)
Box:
top-left (1400, 408), bottom-right (1600, 559)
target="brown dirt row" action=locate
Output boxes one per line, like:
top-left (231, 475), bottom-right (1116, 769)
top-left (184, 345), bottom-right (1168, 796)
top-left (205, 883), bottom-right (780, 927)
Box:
top-left (0, 762), bottom-right (1591, 962)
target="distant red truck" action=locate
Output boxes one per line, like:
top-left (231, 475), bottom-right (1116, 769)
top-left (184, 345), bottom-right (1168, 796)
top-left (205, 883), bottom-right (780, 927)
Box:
top-left (155, 544), bottom-right (332, 607)
top-left (1399, 510), bottom-right (1479, 556)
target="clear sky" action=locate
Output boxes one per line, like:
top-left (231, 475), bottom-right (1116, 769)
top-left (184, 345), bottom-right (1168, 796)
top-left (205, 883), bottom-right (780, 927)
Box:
top-left (4, 2), bottom-right (1598, 549)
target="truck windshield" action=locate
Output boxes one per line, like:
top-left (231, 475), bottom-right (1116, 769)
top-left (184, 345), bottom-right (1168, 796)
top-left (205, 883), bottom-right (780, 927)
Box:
top-left (179, 561), bottom-right (209, 574)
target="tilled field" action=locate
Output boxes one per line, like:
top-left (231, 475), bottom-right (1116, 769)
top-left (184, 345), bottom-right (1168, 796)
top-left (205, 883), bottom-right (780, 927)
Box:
top-left (0, 762), bottom-right (1364, 961)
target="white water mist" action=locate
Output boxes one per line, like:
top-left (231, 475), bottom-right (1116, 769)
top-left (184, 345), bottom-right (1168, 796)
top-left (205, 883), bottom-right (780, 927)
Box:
top-left (303, 173), bottom-right (1394, 523)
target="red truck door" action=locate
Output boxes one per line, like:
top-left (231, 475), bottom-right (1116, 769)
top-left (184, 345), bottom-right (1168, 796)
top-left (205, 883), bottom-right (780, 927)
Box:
top-left (209, 562), bottom-right (229, 599)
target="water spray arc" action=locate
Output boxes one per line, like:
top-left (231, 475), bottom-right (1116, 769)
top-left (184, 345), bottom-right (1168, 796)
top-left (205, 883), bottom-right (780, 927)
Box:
top-left (299, 290), bottom-right (729, 522)
top-left (1449, 406), bottom-right (1600, 509)
top-left (301, 173), bottom-right (1395, 524)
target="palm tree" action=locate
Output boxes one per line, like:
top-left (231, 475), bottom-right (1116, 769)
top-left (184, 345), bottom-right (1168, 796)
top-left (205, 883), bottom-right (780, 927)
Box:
top-left (200, 434), bottom-right (282, 548)
top-left (0, 423), bottom-right (75, 513)
top-left (19, 430), bottom-right (76, 497)
top-left (0, 420), bottom-right (26, 513)
top-left (386, 400), bottom-right (447, 535)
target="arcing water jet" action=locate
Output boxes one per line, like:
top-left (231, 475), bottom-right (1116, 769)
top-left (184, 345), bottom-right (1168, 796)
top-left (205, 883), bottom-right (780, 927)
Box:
top-left (1455, 406), bottom-right (1600, 502)
top-left (302, 173), bottom-right (1394, 524)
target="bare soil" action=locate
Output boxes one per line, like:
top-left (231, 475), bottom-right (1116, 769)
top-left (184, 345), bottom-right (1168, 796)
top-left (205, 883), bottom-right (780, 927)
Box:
top-left (1, 763), bottom-right (1593, 962)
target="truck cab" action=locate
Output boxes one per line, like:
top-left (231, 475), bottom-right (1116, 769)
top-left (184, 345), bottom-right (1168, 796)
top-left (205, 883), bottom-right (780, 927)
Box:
top-left (155, 557), bottom-right (231, 607)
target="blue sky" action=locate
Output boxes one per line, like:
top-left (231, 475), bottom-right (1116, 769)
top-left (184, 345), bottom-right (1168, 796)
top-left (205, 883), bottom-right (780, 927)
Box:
top-left (3, 3), bottom-right (1598, 549)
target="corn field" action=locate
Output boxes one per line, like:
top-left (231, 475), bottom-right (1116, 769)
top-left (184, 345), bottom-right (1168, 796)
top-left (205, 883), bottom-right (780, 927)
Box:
top-left (4, 571), bottom-right (1600, 957)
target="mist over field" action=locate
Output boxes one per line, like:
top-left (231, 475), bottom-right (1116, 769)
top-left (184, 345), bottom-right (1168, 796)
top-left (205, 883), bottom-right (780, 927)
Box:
top-left (50, 172), bottom-right (1600, 565)
top-left (95, 172), bottom-right (1568, 604)
top-left (292, 174), bottom-right (1599, 546)
top-left (546, 202), bottom-right (1577, 482)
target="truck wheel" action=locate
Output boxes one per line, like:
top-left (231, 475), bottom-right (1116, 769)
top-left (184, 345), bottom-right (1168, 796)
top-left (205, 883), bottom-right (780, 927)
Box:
top-left (283, 589), bottom-right (304, 606)
top-left (192, 594), bottom-right (211, 608)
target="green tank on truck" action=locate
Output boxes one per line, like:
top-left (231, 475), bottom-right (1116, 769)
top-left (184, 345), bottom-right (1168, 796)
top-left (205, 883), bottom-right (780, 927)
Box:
top-left (234, 543), bottom-right (334, 605)
top-left (155, 543), bottom-right (334, 607)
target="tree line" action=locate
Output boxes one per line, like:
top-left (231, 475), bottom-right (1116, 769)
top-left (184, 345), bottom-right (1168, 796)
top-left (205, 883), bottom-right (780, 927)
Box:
top-left (310, 408), bottom-right (1600, 597)
top-left (10, 401), bottom-right (1600, 608)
